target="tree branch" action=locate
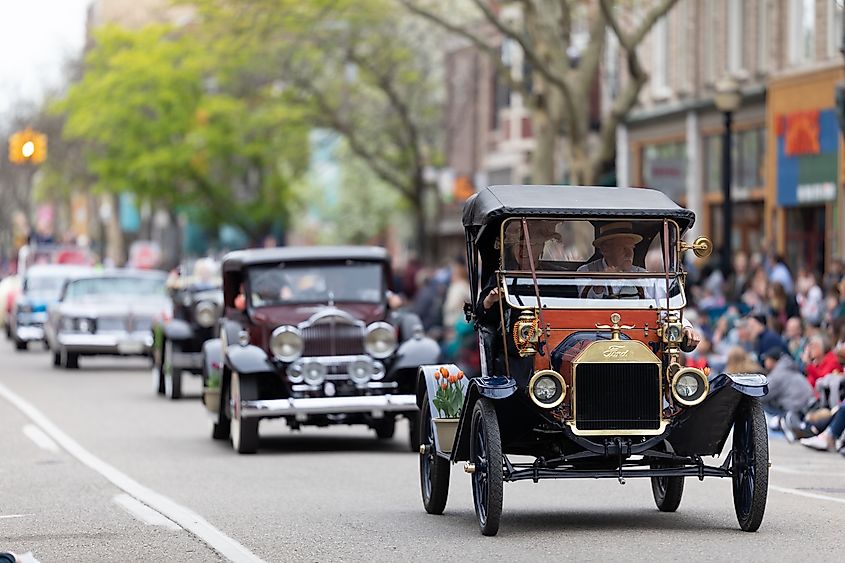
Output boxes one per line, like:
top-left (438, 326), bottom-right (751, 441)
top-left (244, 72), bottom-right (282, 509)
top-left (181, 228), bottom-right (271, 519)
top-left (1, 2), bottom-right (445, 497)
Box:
top-left (467, 0), bottom-right (572, 95)
top-left (600, 0), bottom-right (680, 52)
top-left (347, 50), bottom-right (423, 173)
top-left (294, 78), bottom-right (416, 201)
top-left (591, 0), bottom-right (680, 177)
top-left (398, 0), bottom-right (530, 97)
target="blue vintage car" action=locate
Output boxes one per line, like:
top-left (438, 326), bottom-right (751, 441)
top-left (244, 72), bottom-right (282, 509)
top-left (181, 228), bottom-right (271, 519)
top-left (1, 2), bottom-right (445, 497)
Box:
top-left (11, 265), bottom-right (93, 350)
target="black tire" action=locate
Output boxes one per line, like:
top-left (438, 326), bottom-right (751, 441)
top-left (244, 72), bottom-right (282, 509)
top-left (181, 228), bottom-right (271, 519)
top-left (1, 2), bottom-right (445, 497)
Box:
top-left (52, 351), bottom-right (60, 367)
top-left (407, 410), bottom-right (420, 453)
top-left (471, 398), bottom-right (503, 536)
top-left (212, 373), bottom-right (231, 440)
top-left (61, 349), bottom-right (79, 370)
top-left (14, 338), bottom-right (26, 351)
top-left (164, 340), bottom-right (182, 400)
top-left (229, 372), bottom-right (259, 454)
top-left (419, 393), bottom-right (450, 514)
top-left (153, 339), bottom-right (165, 395)
top-left (374, 416), bottom-right (396, 440)
top-left (732, 397), bottom-right (769, 532)
top-left (650, 472), bottom-right (684, 512)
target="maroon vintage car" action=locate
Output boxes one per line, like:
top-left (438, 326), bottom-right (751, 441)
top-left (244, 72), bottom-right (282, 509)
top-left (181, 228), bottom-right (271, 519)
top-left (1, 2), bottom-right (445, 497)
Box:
top-left (202, 246), bottom-right (440, 454)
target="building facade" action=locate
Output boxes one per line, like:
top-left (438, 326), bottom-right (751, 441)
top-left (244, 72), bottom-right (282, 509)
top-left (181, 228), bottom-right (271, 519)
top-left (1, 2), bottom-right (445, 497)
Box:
top-left (621, 0), bottom-right (844, 274)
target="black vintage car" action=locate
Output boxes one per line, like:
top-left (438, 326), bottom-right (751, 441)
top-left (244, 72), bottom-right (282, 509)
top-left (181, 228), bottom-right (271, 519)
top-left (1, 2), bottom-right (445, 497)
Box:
top-left (417, 185), bottom-right (769, 535)
top-left (202, 246), bottom-right (441, 454)
top-left (153, 259), bottom-right (223, 399)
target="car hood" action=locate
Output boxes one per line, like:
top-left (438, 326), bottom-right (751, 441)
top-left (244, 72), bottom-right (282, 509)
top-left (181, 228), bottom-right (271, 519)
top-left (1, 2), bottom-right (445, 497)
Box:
top-left (58, 297), bottom-right (171, 318)
top-left (250, 303), bottom-right (385, 328)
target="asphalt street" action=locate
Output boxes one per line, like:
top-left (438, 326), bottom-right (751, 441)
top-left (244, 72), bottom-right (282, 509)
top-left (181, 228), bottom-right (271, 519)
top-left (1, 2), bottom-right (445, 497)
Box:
top-left (2, 343), bottom-right (845, 562)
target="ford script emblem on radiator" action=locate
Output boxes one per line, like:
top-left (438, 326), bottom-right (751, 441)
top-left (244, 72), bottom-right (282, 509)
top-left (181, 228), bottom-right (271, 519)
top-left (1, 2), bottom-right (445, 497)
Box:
top-left (602, 344), bottom-right (629, 359)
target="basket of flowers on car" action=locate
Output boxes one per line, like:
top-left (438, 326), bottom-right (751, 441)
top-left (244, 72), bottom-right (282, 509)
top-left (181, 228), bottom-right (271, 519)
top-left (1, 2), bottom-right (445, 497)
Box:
top-left (422, 364), bottom-right (468, 453)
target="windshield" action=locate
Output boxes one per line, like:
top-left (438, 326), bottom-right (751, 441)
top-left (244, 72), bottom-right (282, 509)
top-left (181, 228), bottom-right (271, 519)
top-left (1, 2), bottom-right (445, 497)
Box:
top-left (499, 218), bottom-right (679, 273)
top-left (248, 262), bottom-right (384, 307)
top-left (503, 274), bottom-right (686, 310)
top-left (64, 277), bottom-right (166, 301)
top-left (24, 275), bottom-right (66, 300)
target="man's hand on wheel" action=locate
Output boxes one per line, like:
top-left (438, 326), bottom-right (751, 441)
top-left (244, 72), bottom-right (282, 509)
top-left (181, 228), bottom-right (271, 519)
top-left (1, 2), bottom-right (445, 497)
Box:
top-left (681, 326), bottom-right (701, 351)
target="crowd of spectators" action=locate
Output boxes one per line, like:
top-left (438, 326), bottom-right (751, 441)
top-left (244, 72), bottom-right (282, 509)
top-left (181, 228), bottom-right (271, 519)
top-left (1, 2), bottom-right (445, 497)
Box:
top-left (401, 246), bottom-right (845, 458)
top-left (683, 248), bottom-right (845, 456)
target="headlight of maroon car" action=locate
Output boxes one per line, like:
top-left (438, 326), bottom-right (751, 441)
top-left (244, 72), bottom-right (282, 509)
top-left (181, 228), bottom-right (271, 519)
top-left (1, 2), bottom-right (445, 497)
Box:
top-left (271, 325), bottom-right (304, 362)
top-left (365, 322), bottom-right (397, 359)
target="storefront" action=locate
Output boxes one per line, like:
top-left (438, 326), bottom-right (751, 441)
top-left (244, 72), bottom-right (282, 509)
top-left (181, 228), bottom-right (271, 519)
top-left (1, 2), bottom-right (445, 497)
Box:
top-left (626, 94), bottom-right (767, 261)
top-left (766, 66), bottom-right (845, 275)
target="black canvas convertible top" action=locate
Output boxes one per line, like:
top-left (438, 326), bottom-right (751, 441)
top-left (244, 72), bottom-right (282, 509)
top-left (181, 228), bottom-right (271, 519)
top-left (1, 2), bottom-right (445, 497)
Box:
top-left (462, 185), bottom-right (695, 231)
top-left (222, 246), bottom-right (388, 272)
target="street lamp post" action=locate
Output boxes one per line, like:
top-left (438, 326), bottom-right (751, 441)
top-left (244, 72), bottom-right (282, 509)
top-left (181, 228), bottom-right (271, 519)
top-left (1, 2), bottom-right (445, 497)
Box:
top-left (714, 77), bottom-right (742, 277)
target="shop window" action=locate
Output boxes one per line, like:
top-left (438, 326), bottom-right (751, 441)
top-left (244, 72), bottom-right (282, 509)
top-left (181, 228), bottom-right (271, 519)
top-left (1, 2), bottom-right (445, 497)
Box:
top-left (789, 0), bottom-right (816, 64)
top-left (709, 201), bottom-right (765, 257)
top-left (641, 141), bottom-right (686, 202)
top-left (785, 207), bottom-right (826, 275)
top-left (703, 127), bottom-right (765, 195)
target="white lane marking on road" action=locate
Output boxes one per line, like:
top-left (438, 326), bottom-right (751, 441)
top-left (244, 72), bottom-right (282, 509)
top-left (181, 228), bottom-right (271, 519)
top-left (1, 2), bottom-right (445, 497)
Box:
top-left (0, 514), bottom-right (28, 519)
top-left (771, 485), bottom-right (845, 505)
top-left (22, 424), bottom-right (60, 453)
top-left (0, 382), bottom-right (266, 563)
top-left (113, 494), bottom-right (182, 531)
top-left (772, 465), bottom-right (843, 477)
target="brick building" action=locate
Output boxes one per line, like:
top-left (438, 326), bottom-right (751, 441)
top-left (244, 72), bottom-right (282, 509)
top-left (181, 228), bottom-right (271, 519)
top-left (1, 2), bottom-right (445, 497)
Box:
top-left (620, 0), bottom-right (844, 274)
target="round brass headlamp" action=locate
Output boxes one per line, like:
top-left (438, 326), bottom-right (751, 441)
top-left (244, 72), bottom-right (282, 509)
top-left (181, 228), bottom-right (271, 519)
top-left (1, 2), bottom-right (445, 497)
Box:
top-left (528, 369), bottom-right (567, 409)
top-left (670, 367), bottom-right (709, 406)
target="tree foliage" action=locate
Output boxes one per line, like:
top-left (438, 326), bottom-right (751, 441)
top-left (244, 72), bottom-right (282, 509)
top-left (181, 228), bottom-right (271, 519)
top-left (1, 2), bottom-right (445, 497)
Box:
top-left (186, 0), bottom-right (445, 257)
top-left (50, 24), bottom-right (309, 242)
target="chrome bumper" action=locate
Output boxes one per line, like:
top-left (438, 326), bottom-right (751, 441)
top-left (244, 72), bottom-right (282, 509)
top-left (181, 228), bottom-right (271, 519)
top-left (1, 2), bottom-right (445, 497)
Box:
top-left (240, 394), bottom-right (417, 418)
top-left (58, 332), bottom-right (153, 355)
top-left (16, 325), bottom-right (45, 341)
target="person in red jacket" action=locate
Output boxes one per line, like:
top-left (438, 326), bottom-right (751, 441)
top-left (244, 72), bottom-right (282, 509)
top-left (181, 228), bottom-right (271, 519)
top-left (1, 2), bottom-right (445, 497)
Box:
top-left (802, 334), bottom-right (843, 390)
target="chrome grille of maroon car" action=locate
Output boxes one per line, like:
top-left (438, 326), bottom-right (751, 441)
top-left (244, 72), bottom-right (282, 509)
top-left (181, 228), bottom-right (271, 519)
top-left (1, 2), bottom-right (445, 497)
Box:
top-left (574, 363), bottom-right (661, 431)
top-left (301, 323), bottom-right (366, 356)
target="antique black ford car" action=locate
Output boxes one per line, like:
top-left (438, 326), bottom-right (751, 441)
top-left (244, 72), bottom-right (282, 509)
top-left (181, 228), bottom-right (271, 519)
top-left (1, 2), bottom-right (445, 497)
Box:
top-left (153, 258), bottom-right (223, 399)
top-left (417, 185), bottom-right (769, 535)
top-left (203, 246), bottom-right (440, 454)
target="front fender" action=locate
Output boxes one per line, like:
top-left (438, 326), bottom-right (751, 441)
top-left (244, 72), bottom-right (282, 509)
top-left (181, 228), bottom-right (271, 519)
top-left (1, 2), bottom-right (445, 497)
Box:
top-left (225, 344), bottom-right (275, 375)
top-left (163, 319), bottom-right (193, 342)
top-left (711, 372), bottom-right (769, 397)
top-left (665, 372), bottom-right (768, 457)
top-left (391, 336), bottom-right (441, 375)
top-left (450, 376), bottom-right (518, 462)
top-left (202, 339), bottom-right (223, 382)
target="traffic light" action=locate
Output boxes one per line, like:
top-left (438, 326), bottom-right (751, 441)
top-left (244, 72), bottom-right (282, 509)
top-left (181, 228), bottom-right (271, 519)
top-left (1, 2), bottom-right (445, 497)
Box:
top-left (8, 128), bottom-right (47, 164)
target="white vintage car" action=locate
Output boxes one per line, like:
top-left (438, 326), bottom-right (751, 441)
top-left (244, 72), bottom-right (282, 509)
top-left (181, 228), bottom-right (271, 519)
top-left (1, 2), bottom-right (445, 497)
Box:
top-left (45, 269), bottom-right (171, 369)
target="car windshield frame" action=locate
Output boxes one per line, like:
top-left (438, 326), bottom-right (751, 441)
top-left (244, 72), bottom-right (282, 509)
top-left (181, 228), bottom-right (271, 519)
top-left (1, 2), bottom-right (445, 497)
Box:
top-left (501, 271), bottom-right (687, 310)
top-left (498, 217), bottom-right (682, 275)
top-left (63, 276), bottom-right (167, 301)
top-left (23, 274), bottom-right (67, 298)
top-left (246, 261), bottom-right (386, 308)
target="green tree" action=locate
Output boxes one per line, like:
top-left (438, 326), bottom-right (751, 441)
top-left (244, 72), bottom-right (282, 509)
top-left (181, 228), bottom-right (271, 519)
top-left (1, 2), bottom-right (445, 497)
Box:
top-left (187, 0), bottom-right (445, 259)
top-left (51, 24), bottom-right (308, 255)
